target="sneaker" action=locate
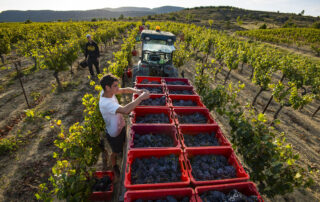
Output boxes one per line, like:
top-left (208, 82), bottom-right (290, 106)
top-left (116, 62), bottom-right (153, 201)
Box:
top-left (113, 165), bottom-right (120, 178)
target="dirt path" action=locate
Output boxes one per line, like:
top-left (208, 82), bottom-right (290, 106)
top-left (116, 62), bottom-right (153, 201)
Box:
top-left (0, 43), bottom-right (121, 201)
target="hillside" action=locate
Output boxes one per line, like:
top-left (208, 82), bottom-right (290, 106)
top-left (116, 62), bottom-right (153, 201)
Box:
top-left (0, 6), bottom-right (184, 22)
top-left (2, 5), bottom-right (318, 29)
top-left (137, 6), bottom-right (320, 31)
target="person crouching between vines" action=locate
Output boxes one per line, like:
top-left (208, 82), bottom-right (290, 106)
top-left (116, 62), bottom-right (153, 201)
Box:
top-left (99, 74), bottom-right (150, 177)
top-left (85, 34), bottom-right (100, 77)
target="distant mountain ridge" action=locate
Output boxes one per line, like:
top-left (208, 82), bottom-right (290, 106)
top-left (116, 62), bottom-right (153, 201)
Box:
top-left (102, 7), bottom-right (152, 12)
top-left (0, 6), bottom-right (184, 22)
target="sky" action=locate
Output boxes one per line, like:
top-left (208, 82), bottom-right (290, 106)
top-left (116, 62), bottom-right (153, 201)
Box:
top-left (0, 0), bottom-right (319, 17)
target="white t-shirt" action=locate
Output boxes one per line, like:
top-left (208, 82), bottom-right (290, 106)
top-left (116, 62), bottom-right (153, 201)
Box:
top-left (99, 91), bottom-right (125, 137)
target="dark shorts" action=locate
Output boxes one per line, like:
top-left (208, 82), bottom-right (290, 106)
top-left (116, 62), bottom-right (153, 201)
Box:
top-left (105, 127), bottom-right (126, 153)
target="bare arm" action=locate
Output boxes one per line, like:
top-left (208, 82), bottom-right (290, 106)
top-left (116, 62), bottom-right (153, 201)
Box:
top-left (116, 92), bottom-right (150, 115)
top-left (116, 87), bottom-right (149, 95)
top-left (116, 87), bottom-right (139, 95)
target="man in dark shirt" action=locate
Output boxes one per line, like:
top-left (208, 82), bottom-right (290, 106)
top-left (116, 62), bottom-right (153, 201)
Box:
top-left (85, 34), bottom-right (100, 77)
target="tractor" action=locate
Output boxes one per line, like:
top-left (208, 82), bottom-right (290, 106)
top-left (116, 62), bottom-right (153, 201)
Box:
top-left (132, 28), bottom-right (178, 82)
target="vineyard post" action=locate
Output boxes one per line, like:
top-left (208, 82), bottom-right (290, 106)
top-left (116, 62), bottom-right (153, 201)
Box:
top-left (240, 62), bottom-right (244, 73)
top-left (224, 69), bottom-right (232, 84)
top-left (224, 50), bottom-right (239, 85)
top-left (249, 66), bottom-right (255, 80)
top-left (53, 71), bottom-right (62, 89)
top-left (252, 87), bottom-right (264, 106)
top-left (262, 95), bottom-right (273, 114)
top-left (0, 33), bottom-right (11, 65)
top-left (14, 61), bottom-right (30, 108)
top-left (263, 74), bottom-right (286, 113)
top-left (0, 55), bottom-right (4, 64)
top-left (32, 56), bottom-right (37, 70)
top-left (273, 84), bottom-right (293, 119)
top-left (70, 65), bottom-right (73, 75)
top-left (312, 105), bottom-right (320, 117)
top-left (273, 105), bottom-right (284, 120)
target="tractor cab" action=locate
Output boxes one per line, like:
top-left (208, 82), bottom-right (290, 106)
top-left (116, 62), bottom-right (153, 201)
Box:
top-left (132, 29), bottom-right (178, 81)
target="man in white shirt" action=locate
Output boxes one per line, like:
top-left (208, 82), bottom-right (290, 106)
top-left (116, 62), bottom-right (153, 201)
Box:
top-left (99, 74), bottom-right (150, 177)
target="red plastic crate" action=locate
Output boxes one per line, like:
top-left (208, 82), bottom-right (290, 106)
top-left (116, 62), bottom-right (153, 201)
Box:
top-left (163, 77), bottom-right (191, 86)
top-left (89, 171), bottom-right (114, 201)
top-left (133, 94), bottom-right (170, 108)
top-left (169, 95), bottom-right (206, 108)
top-left (195, 182), bottom-right (263, 202)
top-left (135, 84), bottom-right (165, 95)
top-left (124, 188), bottom-right (197, 202)
top-left (125, 148), bottom-right (190, 190)
top-left (166, 85), bottom-right (197, 96)
top-left (130, 107), bottom-right (174, 125)
top-left (184, 147), bottom-right (249, 186)
top-left (178, 124), bottom-right (231, 149)
top-left (172, 108), bottom-right (216, 125)
top-left (129, 125), bottom-right (181, 150)
top-left (135, 76), bottom-right (162, 85)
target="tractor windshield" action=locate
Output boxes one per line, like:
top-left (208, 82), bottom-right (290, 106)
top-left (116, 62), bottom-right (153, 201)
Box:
top-left (142, 44), bottom-right (175, 65)
top-left (144, 40), bottom-right (167, 45)
top-left (143, 44), bottom-right (175, 53)
top-left (142, 51), bottom-right (172, 65)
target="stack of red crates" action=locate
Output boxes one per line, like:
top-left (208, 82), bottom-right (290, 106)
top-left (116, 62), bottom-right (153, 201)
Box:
top-left (124, 76), bottom-right (263, 202)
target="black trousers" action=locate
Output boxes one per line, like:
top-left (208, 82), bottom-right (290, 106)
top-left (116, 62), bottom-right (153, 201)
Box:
top-left (88, 57), bottom-right (100, 76)
top-left (104, 127), bottom-right (126, 154)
